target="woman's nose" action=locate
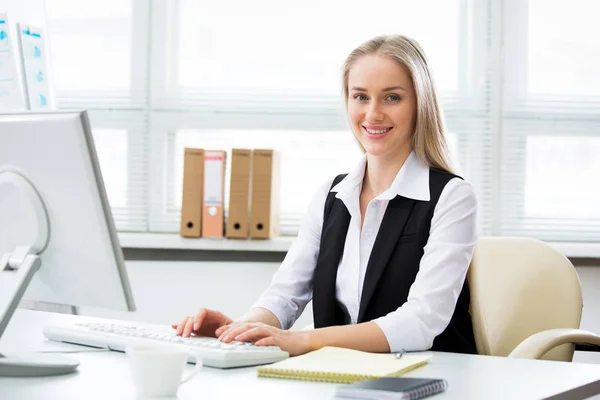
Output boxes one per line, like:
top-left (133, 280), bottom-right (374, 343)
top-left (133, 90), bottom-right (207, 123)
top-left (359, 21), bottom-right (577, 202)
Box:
top-left (366, 102), bottom-right (384, 122)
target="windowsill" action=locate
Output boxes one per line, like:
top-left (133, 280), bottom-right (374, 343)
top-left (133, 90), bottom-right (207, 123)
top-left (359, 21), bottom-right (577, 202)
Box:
top-left (550, 242), bottom-right (600, 259)
top-left (118, 232), bottom-right (600, 259)
top-left (118, 232), bottom-right (294, 252)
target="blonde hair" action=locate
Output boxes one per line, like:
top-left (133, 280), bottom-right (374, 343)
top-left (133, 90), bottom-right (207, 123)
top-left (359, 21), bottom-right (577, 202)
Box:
top-left (342, 35), bottom-right (455, 174)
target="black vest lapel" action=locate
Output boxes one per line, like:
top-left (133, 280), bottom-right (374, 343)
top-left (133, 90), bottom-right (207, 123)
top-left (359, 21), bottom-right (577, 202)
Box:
top-left (312, 199), bottom-right (351, 327)
top-left (357, 196), bottom-right (417, 322)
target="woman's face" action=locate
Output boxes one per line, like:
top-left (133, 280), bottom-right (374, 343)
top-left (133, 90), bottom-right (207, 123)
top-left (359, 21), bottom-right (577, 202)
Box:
top-left (347, 54), bottom-right (417, 160)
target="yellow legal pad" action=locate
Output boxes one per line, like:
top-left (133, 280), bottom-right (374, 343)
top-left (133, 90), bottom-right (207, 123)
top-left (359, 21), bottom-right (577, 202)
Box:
top-left (257, 346), bottom-right (431, 384)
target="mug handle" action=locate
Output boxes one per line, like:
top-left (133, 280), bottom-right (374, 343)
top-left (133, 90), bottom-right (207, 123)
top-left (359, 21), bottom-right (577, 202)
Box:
top-left (181, 353), bottom-right (203, 384)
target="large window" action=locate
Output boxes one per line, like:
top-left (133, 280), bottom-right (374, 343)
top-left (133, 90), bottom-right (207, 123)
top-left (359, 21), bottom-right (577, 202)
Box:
top-left (501, 0), bottom-right (600, 241)
top-left (45, 0), bottom-right (600, 241)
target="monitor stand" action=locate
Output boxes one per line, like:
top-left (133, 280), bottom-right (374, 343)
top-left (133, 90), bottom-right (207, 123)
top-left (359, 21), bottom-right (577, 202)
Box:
top-left (20, 299), bottom-right (79, 315)
top-left (0, 170), bottom-right (79, 377)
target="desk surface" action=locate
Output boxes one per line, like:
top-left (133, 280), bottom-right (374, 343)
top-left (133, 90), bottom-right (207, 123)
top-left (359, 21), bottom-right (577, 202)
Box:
top-left (2, 310), bottom-right (600, 400)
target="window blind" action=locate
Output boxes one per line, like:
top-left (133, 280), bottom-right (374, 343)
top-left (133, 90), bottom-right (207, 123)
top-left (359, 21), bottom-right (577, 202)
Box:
top-left (45, 0), bottom-right (149, 230)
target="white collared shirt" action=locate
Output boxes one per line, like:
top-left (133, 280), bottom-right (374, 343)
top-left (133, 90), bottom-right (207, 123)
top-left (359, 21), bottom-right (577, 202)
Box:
top-left (252, 151), bottom-right (478, 352)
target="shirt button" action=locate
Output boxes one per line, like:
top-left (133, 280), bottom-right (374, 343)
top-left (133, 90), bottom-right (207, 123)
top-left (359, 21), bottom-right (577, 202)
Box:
top-left (370, 202), bottom-right (378, 209)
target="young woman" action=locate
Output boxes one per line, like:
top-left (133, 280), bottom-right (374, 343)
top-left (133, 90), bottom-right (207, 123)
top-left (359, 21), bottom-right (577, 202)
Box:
top-left (173, 35), bottom-right (478, 356)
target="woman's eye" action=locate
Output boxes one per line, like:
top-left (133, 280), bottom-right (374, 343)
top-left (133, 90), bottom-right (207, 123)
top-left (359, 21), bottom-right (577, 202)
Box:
top-left (354, 94), bottom-right (368, 101)
top-left (386, 94), bottom-right (400, 102)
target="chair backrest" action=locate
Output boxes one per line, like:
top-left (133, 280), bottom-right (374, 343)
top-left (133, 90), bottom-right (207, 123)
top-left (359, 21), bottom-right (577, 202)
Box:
top-left (468, 237), bottom-right (582, 361)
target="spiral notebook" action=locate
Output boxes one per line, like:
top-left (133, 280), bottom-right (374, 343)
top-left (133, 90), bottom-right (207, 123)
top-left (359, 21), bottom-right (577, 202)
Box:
top-left (335, 377), bottom-right (448, 400)
top-left (257, 347), bottom-right (431, 384)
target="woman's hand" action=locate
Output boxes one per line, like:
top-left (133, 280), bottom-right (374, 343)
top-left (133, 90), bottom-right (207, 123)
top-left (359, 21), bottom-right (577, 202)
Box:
top-left (171, 308), bottom-right (233, 338)
top-left (215, 322), bottom-right (315, 356)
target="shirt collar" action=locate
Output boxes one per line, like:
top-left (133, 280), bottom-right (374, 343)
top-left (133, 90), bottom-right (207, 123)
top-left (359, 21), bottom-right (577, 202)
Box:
top-left (331, 151), bottom-right (430, 202)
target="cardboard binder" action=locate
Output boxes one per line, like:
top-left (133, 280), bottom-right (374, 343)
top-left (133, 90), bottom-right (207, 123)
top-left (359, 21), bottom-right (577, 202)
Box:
top-left (180, 148), bottom-right (205, 237)
top-left (226, 149), bottom-right (252, 239)
top-left (249, 149), bottom-right (280, 239)
top-left (202, 150), bottom-right (226, 238)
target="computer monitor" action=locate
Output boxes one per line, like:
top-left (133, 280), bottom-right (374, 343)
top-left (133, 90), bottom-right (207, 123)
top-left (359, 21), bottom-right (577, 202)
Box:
top-left (0, 110), bottom-right (135, 375)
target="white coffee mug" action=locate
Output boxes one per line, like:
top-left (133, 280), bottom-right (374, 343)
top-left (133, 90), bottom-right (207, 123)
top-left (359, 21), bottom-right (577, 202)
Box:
top-left (126, 344), bottom-right (202, 397)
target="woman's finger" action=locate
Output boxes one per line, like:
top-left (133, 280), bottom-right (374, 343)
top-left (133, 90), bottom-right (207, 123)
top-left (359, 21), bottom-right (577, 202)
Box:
top-left (234, 326), bottom-right (275, 343)
top-left (219, 323), bottom-right (257, 343)
top-left (255, 336), bottom-right (279, 347)
top-left (216, 321), bottom-right (255, 339)
top-left (214, 324), bottom-right (232, 339)
top-left (175, 316), bottom-right (189, 336)
top-left (182, 316), bottom-right (196, 337)
top-left (215, 323), bottom-right (234, 337)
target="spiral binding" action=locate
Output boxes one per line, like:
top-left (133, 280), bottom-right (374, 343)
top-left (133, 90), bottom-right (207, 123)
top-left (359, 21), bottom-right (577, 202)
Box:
top-left (257, 367), bottom-right (378, 384)
top-left (406, 379), bottom-right (448, 400)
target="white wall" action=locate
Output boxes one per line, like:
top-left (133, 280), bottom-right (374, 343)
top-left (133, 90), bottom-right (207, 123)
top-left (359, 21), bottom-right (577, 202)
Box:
top-left (79, 260), bottom-right (314, 330)
top-left (80, 261), bottom-right (600, 363)
top-left (572, 266), bottom-right (600, 363)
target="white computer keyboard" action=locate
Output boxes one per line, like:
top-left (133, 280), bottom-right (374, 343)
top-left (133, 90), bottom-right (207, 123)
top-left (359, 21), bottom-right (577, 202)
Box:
top-left (43, 321), bottom-right (289, 369)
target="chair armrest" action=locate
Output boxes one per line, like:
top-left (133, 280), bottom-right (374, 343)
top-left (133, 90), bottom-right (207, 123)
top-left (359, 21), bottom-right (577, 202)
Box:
top-left (575, 343), bottom-right (600, 352)
top-left (509, 329), bottom-right (600, 359)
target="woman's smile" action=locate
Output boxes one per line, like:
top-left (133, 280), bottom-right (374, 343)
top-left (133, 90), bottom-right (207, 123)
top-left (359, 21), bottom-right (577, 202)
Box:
top-left (362, 125), bottom-right (394, 139)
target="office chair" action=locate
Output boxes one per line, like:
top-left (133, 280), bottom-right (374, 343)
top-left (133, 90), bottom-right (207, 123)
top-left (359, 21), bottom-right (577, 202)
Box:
top-left (469, 237), bottom-right (600, 361)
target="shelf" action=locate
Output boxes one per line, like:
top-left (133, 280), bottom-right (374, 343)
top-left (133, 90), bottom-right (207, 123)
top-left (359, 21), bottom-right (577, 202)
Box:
top-left (549, 242), bottom-right (600, 259)
top-left (118, 233), bottom-right (600, 258)
top-left (118, 232), bottom-right (294, 252)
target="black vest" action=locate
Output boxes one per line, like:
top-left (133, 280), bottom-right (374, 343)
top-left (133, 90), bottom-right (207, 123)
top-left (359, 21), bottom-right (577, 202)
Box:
top-left (312, 169), bottom-right (476, 354)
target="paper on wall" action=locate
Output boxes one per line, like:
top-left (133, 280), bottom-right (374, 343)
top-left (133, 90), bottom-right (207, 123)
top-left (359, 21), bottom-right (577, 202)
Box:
top-left (0, 14), bottom-right (25, 111)
top-left (18, 23), bottom-right (51, 109)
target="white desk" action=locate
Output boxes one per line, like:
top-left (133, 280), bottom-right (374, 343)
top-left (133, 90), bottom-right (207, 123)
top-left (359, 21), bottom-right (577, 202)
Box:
top-left (2, 310), bottom-right (600, 400)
